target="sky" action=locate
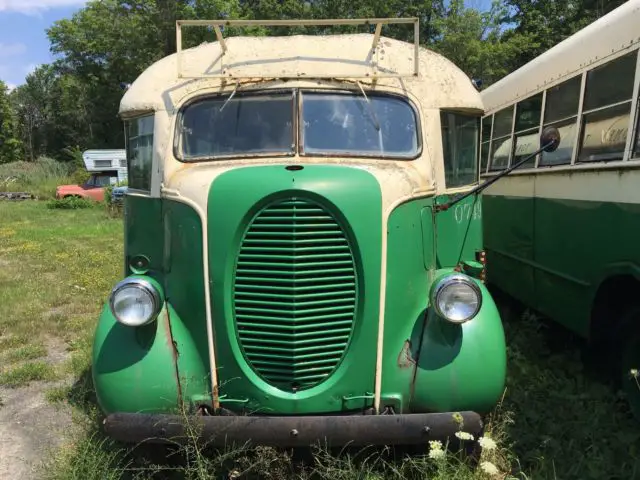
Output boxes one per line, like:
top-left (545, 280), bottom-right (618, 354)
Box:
top-left (0, 0), bottom-right (86, 90)
top-left (0, 0), bottom-right (493, 91)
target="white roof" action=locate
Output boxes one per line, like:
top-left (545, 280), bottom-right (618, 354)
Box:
top-left (481, 0), bottom-right (640, 113)
top-left (119, 33), bottom-right (482, 114)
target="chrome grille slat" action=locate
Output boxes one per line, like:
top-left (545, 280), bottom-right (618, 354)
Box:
top-left (233, 197), bottom-right (357, 392)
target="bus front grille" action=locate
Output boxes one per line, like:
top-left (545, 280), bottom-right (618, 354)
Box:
top-left (233, 197), bottom-right (357, 392)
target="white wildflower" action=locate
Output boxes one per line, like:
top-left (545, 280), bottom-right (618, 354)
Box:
top-left (630, 369), bottom-right (639, 378)
top-left (429, 440), bottom-right (443, 450)
top-left (478, 435), bottom-right (497, 451)
top-left (429, 448), bottom-right (445, 460)
top-left (454, 431), bottom-right (474, 441)
top-left (428, 440), bottom-right (445, 460)
top-left (480, 461), bottom-right (500, 476)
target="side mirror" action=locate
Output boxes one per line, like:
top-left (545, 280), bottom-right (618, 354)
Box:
top-left (540, 126), bottom-right (560, 152)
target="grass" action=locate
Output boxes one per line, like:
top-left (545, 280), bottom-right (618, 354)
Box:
top-left (0, 361), bottom-right (57, 387)
top-left (1, 200), bottom-right (640, 479)
top-left (0, 199), bottom-right (122, 391)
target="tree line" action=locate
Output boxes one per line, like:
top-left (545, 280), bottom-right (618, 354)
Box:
top-left (0, 0), bottom-right (627, 165)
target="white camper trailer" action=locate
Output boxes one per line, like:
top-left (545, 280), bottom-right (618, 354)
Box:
top-left (82, 149), bottom-right (128, 184)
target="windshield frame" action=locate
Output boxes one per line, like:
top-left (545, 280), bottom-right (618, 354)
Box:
top-left (173, 88), bottom-right (422, 163)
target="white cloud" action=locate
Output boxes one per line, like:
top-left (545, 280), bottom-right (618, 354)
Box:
top-left (6, 83), bottom-right (17, 92)
top-left (0, 43), bottom-right (27, 57)
top-left (0, 1), bottom-right (86, 15)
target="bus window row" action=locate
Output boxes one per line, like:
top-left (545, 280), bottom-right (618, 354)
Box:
top-left (481, 48), bottom-right (640, 173)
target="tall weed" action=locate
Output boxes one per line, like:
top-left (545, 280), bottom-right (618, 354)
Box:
top-left (0, 158), bottom-right (74, 199)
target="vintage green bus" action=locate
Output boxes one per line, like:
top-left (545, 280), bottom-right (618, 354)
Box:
top-left (479, 0), bottom-right (640, 416)
top-left (92, 18), bottom-right (508, 447)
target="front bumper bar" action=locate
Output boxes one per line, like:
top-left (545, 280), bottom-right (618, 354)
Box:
top-left (103, 411), bottom-right (483, 447)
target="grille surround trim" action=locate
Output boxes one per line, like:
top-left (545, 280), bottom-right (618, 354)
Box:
top-left (232, 196), bottom-right (358, 393)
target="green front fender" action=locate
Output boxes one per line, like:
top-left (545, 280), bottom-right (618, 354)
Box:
top-left (410, 278), bottom-right (506, 414)
top-left (92, 299), bottom-right (209, 415)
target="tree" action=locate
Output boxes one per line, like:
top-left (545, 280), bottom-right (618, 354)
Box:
top-left (432, 0), bottom-right (530, 87)
top-left (0, 81), bottom-right (22, 164)
top-left (501, 0), bottom-right (629, 70)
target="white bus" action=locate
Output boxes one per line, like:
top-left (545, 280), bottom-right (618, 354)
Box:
top-left (479, 0), bottom-right (640, 417)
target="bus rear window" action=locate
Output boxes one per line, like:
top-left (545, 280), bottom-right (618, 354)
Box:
top-left (300, 92), bottom-right (419, 159)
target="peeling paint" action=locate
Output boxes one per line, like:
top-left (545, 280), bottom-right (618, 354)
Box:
top-left (397, 339), bottom-right (416, 368)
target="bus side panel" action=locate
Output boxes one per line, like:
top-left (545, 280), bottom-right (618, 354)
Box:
top-left (532, 170), bottom-right (640, 337)
top-left (532, 199), bottom-right (592, 337)
top-left (482, 176), bottom-right (536, 308)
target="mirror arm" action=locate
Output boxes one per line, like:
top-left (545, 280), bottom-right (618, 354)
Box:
top-left (433, 140), bottom-right (556, 213)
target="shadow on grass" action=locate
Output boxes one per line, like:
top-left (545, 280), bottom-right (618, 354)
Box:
top-left (490, 285), bottom-right (640, 480)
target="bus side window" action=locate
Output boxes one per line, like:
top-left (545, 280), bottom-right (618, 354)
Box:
top-left (489, 106), bottom-right (514, 171)
top-left (440, 111), bottom-right (480, 188)
top-left (513, 93), bottom-right (543, 168)
top-left (578, 50), bottom-right (637, 163)
top-left (480, 115), bottom-right (492, 173)
top-left (540, 75), bottom-right (581, 166)
top-left (126, 115), bottom-right (154, 192)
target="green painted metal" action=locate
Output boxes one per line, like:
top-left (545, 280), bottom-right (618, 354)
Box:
top-left (94, 171), bottom-right (506, 419)
top-left (381, 197), bottom-right (505, 414)
top-left (483, 194), bottom-right (640, 338)
top-left (123, 195), bottom-right (163, 276)
top-left (208, 165), bottom-right (382, 414)
top-left (162, 199), bottom-right (211, 389)
top-left (411, 270), bottom-right (506, 413)
top-left (234, 197), bottom-right (358, 392)
top-left (433, 193), bottom-right (483, 268)
top-left (92, 275), bottom-right (208, 414)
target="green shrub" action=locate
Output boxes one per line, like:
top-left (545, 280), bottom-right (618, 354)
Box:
top-left (46, 196), bottom-right (95, 210)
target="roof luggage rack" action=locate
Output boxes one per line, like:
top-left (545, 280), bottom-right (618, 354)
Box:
top-left (175, 18), bottom-right (420, 80)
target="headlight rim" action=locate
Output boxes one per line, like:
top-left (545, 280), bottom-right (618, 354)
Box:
top-left (431, 273), bottom-right (482, 324)
top-left (109, 277), bottom-right (163, 327)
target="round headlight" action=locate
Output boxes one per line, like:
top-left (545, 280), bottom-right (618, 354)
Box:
top-left (109, 278), bottom-right (162, 327)
top-left (431, 274), bottom-right (482, 324)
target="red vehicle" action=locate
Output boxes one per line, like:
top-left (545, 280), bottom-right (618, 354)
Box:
top-left (55, 171), bottom-right (120, 202)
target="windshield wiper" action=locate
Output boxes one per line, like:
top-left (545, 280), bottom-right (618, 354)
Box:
top-left (219, 82), bottom-right (240, 112)
top-left (356, 81), bottom-right (381, 131)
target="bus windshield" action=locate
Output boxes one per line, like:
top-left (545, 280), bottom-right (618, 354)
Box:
top-left (300, 92), bottom-right (419, 158)
top-left (177, 90), bottom-right (419, 161)
top-left (179, 93), bottom-right (295, 160)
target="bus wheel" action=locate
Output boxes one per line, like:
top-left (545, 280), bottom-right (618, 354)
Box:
top-left (618, 308), bottom-right (640, 420)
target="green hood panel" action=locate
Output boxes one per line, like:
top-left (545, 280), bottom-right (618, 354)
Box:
top-left (207, 164), bottom-right (382, 414)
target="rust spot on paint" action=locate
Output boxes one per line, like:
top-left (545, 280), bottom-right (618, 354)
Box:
top-left (397, 340), bottom-right (416, 368)
top-left (163, 304), bottom-right (184, 406)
